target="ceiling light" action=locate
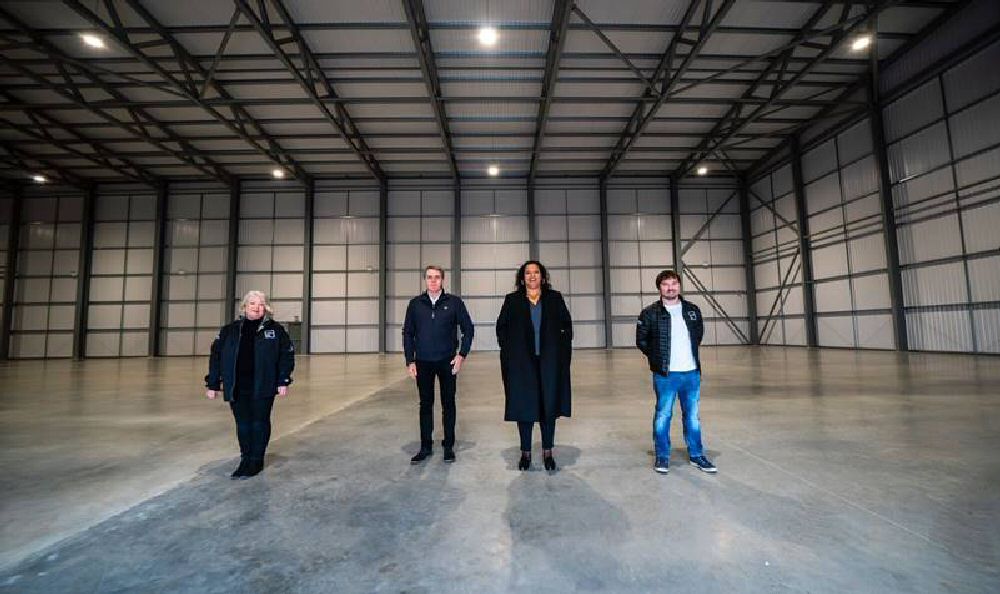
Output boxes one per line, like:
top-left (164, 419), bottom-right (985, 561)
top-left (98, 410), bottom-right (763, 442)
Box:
top-left (80, 33), bottom-right (105, 49)
top-left (271, 168), bottom-right (286, 179)
top-left (478, 26), bottom-right (498, 46)
top-left (696, 166), bottom-right (708, 176)
top-left (31, 174), bottom-right (47, 183)
top-left (487, 164), bottom-right (500, 177)
top-left (851, 35), bottom-right (871, 52)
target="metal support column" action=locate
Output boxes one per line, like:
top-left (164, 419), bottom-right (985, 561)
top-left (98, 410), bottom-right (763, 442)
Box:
top-left (378, 180), bottom-right (388, 353)
top-left (599, 178), bottom-right (613, 349)
top-left (225, 180), bottom-right (240, 321)
top-left (869, 81), bottom-right (908, 349)
top-left (147, 181), bottom-right (167, 356)
top-left (738, 175), bottom-right (759, 344)
top-left (452, 180), bottom-right (462, 295)
top-left (669, 175), bottom-right (683, 275)
top-left (790, 137), bottom-right (817, 347)
top-left (527, 180), bottom-right (538, 260)
top-left (301, 177), bottom-right (314, 354)
top-left (73, 184), bottom-right (96, 359)
top-left (0, 187), bottom-right (22, 360)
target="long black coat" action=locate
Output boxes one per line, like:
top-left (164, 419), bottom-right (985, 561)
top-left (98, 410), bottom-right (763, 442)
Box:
top-left (496, 289), bottom-right (573, 422)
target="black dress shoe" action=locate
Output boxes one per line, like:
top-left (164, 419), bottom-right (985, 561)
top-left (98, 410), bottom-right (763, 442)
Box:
top-left (230, 458), bottom-right (248, 479)
top-left (410, 450), bottom-right (432, 464)
top-left (543, 455), bottom-right (557, 472)
top-left (240, 459), bottom-right (263, 479)
top-left (443, 448), bottom-right (456, 463)
top-left (518, 453), bottom-right (531, 471)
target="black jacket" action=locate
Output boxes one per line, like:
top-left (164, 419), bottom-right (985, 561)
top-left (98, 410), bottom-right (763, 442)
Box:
top-left (205, 317), bottom-right (295, 401)
top-left (635, 298), bottom-right (704, 375)
top-left (402, 292), bottom-right (475, 364)
top-left (496, 289), bottom-right (573, 422)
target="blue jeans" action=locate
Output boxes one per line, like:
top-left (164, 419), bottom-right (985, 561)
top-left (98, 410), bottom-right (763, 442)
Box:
top-left (652, 371), bottom-right (704, 460)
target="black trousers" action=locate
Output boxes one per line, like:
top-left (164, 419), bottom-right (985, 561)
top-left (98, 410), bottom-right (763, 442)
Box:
top-left (518, 419), bottom-right (556, 451)
top-left (230, 393), bottom-right (275, 462)
top-left (416, 358), bottom-right (457, 450)
top-left (516, 353), bottom-right (555, 451)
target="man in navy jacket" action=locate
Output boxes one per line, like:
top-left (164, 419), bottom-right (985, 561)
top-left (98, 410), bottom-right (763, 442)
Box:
top-left (402, 265), bottom-right (474, 464)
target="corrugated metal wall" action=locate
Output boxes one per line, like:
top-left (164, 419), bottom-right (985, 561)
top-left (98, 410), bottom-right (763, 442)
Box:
top-left (309, 181), bottom-right (382, 353)
top-left (677, 182), bottom-right (750, 346)
top-left (85, 186), bottom-right (157, 357)
top-left (159, 183), bottom-right (230, 356)
top-left (885, 39), bottom-right (1000, 353)
top-left (801, 120), bottom-right (895, 349)
top-left (749, 165), bottom-right (807, 346)
top-left (8, 188), bottom-right (84, 358)
top-left (606, 180), bottom-right (674, 347)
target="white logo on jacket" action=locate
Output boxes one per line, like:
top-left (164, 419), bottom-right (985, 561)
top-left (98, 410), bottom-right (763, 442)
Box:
top-left (264, 329), bottom-right (276, 339)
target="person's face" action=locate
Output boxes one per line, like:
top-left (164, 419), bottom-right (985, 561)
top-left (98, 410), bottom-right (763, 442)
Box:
top-left (425, 269), bottom-right (443, 294)
top-left (245, 295), bottom-right (266, 320)
top-left (659, 276), bottom-right (681, 300)
top-left (524, 264), bottom-right (542, 291)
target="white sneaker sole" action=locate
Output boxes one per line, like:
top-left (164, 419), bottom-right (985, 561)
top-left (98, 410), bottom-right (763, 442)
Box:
top-left (654, 466), bottom-right (669, 474)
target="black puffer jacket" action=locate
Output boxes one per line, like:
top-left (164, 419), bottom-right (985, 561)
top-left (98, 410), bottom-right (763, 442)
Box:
top-left (635, 298), bottom-right (704, 375)
top-left (205, 316), bottom-right (295, 401)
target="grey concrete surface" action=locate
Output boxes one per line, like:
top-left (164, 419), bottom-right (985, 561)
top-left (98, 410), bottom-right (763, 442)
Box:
top-left (1, 347), bottom-right (999, 593)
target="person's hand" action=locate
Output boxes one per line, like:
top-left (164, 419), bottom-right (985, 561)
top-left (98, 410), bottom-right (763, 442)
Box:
top-left (277, 386), bottom-right (288, 397)
top-left (450, 354), bottom-right (464, 375)
top-left (205, 390), bottom-right (217, 399)
top-left (407, 363), bottom-right (417, 380)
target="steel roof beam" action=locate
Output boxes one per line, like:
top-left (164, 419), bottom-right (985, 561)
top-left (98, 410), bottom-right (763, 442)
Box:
top-left (0, 7), bottom-right (231, 183)
top-left (235, 0), bottom-right (385, 182)
top-left (0, 140), bottom-right (88, 188)
top-left (528, 0), bottom-right (573, 184)
top-left (674, 0), bottom-right (900, 177)
top-left (402, 0), bottom-right (458, 180)
top-left (64, 0), bottom-right (309, 183)
top-left (599, 0), bottom-right (738, 179)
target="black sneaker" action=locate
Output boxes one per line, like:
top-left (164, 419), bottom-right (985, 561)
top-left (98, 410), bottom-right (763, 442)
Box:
top-left (410, 450), bottom-right (432, 464)
top-left (689, 456), bottom-right (717, 473)
top-left (654, 457), bottom-right (669, 474)
top-left (443, 448), bottom-right (456, 463)
top-left (230, 458), bottom-right (248, 479)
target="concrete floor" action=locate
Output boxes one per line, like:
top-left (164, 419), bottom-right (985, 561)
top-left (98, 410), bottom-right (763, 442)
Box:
top-left (1, 347), bottom-right (998, 592)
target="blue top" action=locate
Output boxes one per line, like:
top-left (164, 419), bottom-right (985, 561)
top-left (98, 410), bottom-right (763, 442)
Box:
top-left (530, 299), bottom-right (542, 356)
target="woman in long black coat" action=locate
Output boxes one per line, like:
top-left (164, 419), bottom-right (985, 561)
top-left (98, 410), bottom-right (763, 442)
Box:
top-left (496, 260), bottom-right (573, 472)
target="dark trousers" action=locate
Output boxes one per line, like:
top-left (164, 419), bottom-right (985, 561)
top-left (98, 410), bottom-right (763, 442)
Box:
top-left (518, 419), bottom-right (555, 451)
top-left (230, 393), bottom-right (275, 461)
top-left (416, 358), bottom-right (457, 450)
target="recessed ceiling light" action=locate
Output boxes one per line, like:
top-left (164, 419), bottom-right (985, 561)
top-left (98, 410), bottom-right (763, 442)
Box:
top-left (31, 174), bottom-right (47, 183)
top-left (271, 168), bottom-right (286, 179)
top-left (80, 33), bottom-right (105, 49)
top-left (478, 26), bottom-right (498, 46)
top-left (487, 164), bottom-right (500, 177)
top-left (696, 166), bottom-right (708, 176)
top-left (851, 35), bottom-right (871, 51)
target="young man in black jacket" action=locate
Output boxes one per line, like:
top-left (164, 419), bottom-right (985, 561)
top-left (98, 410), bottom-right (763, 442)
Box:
top-left (636, 269), bottom-right (716, 475)
top-left (402, 265), bottom-right (474, 463)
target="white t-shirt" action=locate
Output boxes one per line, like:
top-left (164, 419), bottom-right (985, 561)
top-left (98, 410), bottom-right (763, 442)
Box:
top-left (428, 291), bottom-right (441, 306)
top-left (664, 301), bottom-right (697, 372)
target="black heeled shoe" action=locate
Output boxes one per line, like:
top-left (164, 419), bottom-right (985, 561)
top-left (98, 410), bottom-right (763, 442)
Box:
top-left (230, 458), bottom-right (248, 479)
top-left (518, 452), bottom-right (531, 471)
top-left (543, 454), bottom-right (556, 472)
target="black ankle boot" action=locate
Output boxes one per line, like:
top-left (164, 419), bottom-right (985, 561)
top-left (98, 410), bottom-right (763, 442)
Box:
top-left (241, 459), bottom-right (264, 479)
top-left (230, 458), bottom-right (249, 479)
top-left (518, 452), bottom-right (531, 471)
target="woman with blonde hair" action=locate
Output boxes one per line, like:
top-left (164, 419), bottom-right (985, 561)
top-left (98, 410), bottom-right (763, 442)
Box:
top-left (205, 290), bottom-right (295, 479)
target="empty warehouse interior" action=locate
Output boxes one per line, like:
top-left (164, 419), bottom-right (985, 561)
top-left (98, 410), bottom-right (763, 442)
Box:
top-left (1, 1), bottom-right (998, 592)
